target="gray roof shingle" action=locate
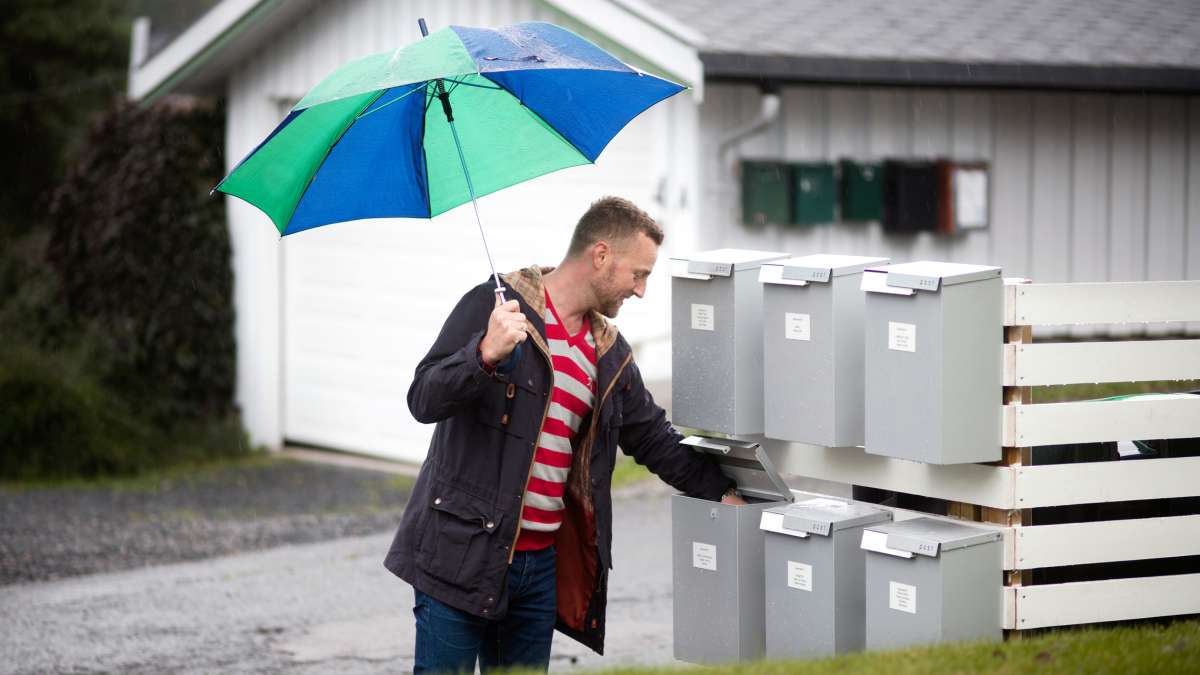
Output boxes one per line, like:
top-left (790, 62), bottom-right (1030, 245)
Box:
top-left (641, 0), bottom-right (1200, 90)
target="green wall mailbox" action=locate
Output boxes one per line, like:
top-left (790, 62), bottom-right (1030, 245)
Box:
top-left (791, 163), bottom-right (836, 225)
top-left (840, 160), bottom-right (883, 221)
top-left (742, 161), bottom-right (791, 226)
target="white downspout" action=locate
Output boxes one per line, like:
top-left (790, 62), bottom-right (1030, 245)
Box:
top-left (717, 90), bottom-right (781, 170)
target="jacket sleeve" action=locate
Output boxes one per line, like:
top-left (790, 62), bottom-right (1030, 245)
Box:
top-left (617, 357), bottom-right (735, 501)
top-left (407, 283), bottom-right (499, 424)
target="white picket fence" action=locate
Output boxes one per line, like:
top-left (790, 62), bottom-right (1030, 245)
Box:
top-left (762, 279), bottom-right (1200, 631)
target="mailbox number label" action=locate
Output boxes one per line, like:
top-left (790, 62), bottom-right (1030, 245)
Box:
top-left (691, 304), bottom-right (715, 331)
top-left (785, 313), bottom-right (811, 341)
top-left (787, 561), bottom-right (813, 591)
top-left (692, 542), bottom-right (717, 571)
top-left (889, 581), bottom-right (917, 614)
top-left (888, 321), bottom-right (916, 353)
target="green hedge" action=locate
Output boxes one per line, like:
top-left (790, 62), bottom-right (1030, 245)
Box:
top-left (1, 99), bottom-right (243, 480)
top-left (45, 100), bottom-right (235, 427)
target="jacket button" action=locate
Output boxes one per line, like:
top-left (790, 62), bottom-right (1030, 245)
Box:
top-left (434, 498), bottom-right (442, 505)
top-left (590, 477), bottom-right (598, 487)
top-left (486, 521), bottom-right (495, 529)
top-left (485, 596), bottom-right (494, 605)
top-left (482, 609), bottom-right (489, 615)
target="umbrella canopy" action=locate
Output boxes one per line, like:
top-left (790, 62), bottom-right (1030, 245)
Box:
top-left (215, 21), bottom-right (685, 237)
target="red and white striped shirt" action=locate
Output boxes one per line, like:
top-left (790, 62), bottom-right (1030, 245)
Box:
top-left (515, 290), bottom-right (597, 551)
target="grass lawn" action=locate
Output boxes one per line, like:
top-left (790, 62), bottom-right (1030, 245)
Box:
top-left (578, 619), bottom-right (1199, 674)
top-left (611, 451), bottom-right (654, 487)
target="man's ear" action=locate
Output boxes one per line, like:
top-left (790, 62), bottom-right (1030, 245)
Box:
top-left (592, 240), bottom-right (611, 269)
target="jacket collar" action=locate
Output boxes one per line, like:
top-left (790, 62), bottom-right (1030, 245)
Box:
top-left (501, 265), bottom-right (619, 359)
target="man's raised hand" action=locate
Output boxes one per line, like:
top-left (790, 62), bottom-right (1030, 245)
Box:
top-left (480, 292), bottom-right (527, 366)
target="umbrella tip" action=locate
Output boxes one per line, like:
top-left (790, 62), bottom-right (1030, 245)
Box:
top-left (418, 18), bottom-right (428, 37)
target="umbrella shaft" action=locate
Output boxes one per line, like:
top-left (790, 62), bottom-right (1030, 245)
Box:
top-left (447, 117), bottom-right (506, 303)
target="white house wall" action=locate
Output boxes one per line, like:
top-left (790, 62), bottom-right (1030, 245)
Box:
top-left (224, 0), bottom-right (695, 459)
top-left (699, 85), bottom-right (1200, 337)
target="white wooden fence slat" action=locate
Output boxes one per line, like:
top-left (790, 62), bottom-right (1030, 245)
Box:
top-left (1014, 515), bottom-right (1200, 568)
top-left (1003, 340), bottom-right (1200, 385)
top-left (1005, 280), bottom-right (1200, 326)
top-left (763, 441), bottom-right (1016, 510)
top-left (1015, 455), bottom-right (1200, 508)
top-left (1013, 573), bottom-right (1200, 629)
top-left (1004, 397), bottom-right (1200, 446)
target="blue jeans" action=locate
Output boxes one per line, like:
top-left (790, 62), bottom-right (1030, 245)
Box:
top-left (413, 547), bottom-right (557, 674)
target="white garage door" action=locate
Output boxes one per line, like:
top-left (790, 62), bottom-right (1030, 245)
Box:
top-left (280, 105), bottom-right (672, 462)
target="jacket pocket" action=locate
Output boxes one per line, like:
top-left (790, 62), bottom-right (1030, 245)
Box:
top-left (476, 380), bottom-right (532, 439)
top-left (419, 489), bottom-right (505, 589)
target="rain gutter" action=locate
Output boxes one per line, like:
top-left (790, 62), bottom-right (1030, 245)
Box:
top-left (701, 53), bottom-right (1200, 95)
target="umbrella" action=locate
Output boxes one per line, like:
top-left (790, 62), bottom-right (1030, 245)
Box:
top-left (214, 19), bottom-right (686, 302)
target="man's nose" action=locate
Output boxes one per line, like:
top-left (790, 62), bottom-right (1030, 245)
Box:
top-left (633, 280), bottom-right (646, 298)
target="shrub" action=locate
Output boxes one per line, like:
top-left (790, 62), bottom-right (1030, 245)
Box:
top-left (45, 99), bottom-right (234, 427)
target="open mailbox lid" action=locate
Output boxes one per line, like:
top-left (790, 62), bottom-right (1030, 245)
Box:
top-left (860, 517), bottom-right (1002, 558)
top-left (760, 497), bottom-right (892, 538)
top-left (670, 248), bottom-right (790, 280)
top-left (759, 254), bottom-right (891, 287)
top-left (681, 435), bottom-right (794, 502)
top-left (860, 261), bottom-right (1001, 296)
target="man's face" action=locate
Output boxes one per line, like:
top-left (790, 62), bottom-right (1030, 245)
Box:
top-left (593, 231), bottom-right (658, 318)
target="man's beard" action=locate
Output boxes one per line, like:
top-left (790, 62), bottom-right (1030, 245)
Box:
top-left (595, 267), bottom-right (624, 318)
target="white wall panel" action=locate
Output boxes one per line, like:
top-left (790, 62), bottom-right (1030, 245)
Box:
top-left (991, 93), bottom-right (1033, 277)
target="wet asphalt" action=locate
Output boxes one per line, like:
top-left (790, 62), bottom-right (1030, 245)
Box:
top-left (0, 461), bottom-right (680, 674)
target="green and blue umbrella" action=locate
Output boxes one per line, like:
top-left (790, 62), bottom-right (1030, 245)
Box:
top-left (215, 20), bottom-right (685, 297)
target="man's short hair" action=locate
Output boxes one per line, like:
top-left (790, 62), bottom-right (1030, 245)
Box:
top-left (566, 196), bottom-right (663, 258)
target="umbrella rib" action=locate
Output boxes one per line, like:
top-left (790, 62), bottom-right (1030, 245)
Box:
top-left (354, 85), bottom-right (424, 122)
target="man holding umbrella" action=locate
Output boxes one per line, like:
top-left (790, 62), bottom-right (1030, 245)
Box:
top-left (384, 196), bottom-right (744, 672)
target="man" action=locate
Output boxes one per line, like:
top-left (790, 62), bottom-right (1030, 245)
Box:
top-left (384, 196), bottom-right (744, 673)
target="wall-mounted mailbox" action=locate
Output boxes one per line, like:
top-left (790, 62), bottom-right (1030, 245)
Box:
top-left (862, 261), bottom-right (1002, 464)
top-left (840, 160), bottom-right (883, 221)
top-left (861, 517), bottom-right (1002, 649)
top-left (742, 161), bottom-right (791, 226)
top-left (671, 248), bottom-right (790, 436)
top-left (761, 497), bottom-right (892, 658)
top-left (673, 436), bottom-right (795, 664)
top-left (760, 254), bottom-right (890, 447)
top-left (791, 163), bottom-right (836, 225)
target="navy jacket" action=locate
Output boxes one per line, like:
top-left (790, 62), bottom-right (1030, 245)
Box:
top-left (384, 266), bottom-right (733, 653)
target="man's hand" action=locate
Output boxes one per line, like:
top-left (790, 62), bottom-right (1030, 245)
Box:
top-left (479, 292), bottom-right (527, 366)
top-left (720, 490), bottom-right (747, 506)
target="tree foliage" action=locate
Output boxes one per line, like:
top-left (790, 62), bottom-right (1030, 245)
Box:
top-left (0, 0), bottom-right (129, 237)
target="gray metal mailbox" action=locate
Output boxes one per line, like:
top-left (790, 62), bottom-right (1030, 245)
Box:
top-left (861, 261), bottom-right (1003, 464)
top-left (861, 517), bottom-right (1002, 649)
top-left (760, 497), bottom-right (892, 659)
top-left (759, 254), bottom-right (890, 446)
top-left (672, 435), bottom-right (794, 664)
top-left (671, 248), bottom-right (790, 435)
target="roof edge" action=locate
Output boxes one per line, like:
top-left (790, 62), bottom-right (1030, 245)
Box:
top-left (701, 53), bottom-right (1200, 94)
top-left (129, 0), bottom-right (286, 103)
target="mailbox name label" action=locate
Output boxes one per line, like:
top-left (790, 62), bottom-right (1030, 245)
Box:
top-left (787, 560), bottom-right (813, 591)
top-left (692, 542), bottom-right (717, 571)
top-left (888, 321), bottom-right (917, 352)
top-left (889, 581), bottom-right (917, 613)
top-left (785, 313), bottom-right (811, 341)
top-left (691, 304), bottom-right (715, 331)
